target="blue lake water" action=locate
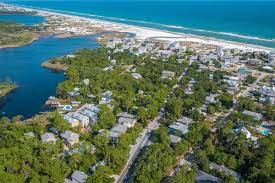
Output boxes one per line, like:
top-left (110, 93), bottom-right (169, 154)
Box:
top-left (0, 14), bottom-right (45, 25)
top-left (0, 15), bottom-right (100, 119)
top-left (7, 0), bottom-right (275, 48)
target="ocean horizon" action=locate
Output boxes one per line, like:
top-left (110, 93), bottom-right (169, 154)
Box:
top-left (3, 0), bottom-right (275, 49)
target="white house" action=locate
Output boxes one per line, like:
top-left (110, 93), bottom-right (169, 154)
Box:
top-left (64, 113), bottom-right (80, 127)
top-left (242, 110), bottom-right (263, 121)
top-left (131, 73), bottom-right (143, 79)
top-left (72, 112), bottom-right (90, 127)
top-left (118, 113), bottom-right (137, 128)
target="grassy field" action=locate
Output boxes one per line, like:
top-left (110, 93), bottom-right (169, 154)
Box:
top-left (0, 21), bottom-right (38, 48)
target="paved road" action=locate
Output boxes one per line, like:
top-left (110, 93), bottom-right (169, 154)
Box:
top-left (115, 70), bottom-right (187, 183)
top-left (220, 71), bottom-right (270, 123)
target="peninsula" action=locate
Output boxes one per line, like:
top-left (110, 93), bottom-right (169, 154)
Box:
top-left (0, 79), bottom-right (17, 99)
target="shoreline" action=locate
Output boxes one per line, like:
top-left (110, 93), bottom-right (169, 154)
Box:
top-left (3, 3), bottom-right (273, 53)
top-left (41, 60), bottom-right (69, 71)
top-left (0, 35), bottom-right (39, 49)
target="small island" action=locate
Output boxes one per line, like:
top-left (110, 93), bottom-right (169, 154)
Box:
top-left (0, 79), bottom-right (17, 99)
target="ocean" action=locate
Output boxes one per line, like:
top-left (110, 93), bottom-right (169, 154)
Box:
top-left (5, 0), bottom-right (275, 48)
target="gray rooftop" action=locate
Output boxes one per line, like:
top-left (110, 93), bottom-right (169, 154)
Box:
top-left (169, 134), bottom-right (182, 144)
top-left (209, 162), bottom-right (241, 181)
top-left (71, 170), bottom-right (88, 183)
top-left (110, 124), bottom-right (128, 134)
top-left (242, 110), bottom-right (263, 120)
top-left (118, 114), bottom-right (137, 126)
top-left (176, 116), bottom-right (192, 125)
top-left (196, 170), bottom-right (221, 183)
top-left (61, 131), bottom-right (80, 142)
top-left (119, 112), bottom-right (135, 119)
top-left (41, 133), bottom-right (56, 143)
top-left (169, 122), bottom-right (189, 135)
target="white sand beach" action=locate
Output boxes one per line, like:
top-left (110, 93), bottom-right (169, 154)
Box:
top-left (3, 3), bottom-right (273, 53)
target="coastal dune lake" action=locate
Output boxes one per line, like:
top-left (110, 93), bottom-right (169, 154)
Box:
top-left (0, 15), bottom-right (100, 119)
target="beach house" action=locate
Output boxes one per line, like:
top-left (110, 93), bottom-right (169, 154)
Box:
top-left (71, 112), bottom-right (89, 127)
top-left (118, 113), bottom-right (137, 128)
top-left (61, 130), bottom-right (80, 147)
top-left (242, 110), bottom-right (263, 121)
top-left (41, 133), bottom-right (57, 143)
top-left (169, 122), bottom-right (189, 136)
top-left (66, 170), bottom-right (88, 183)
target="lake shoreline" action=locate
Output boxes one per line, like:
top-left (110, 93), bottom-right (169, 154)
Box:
top-left (41, 60), bottom-right (69, 71)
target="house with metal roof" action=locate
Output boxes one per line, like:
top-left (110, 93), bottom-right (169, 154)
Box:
top-left (176, 116), bottom-right (192, 125)
top-left (61, 131), bottom-right (80, 147)
top-left (242, 110), bottom-right (263, 121)
top-left (64, 113), bottom-right (80, 127)
top-left (41, 133), bottom-right (57, 143)
top-left (71, 112), bottom-right (89, 127)
top-left (169, 122), bottom-right (189, 136)
top-left (110, 124), bottom-right (128, 134)
top-left (118, 113), bottom-right (137, 128)
top-left (209, 162), bottom-right (241, 181)
top-left (195, 170), bottom-right (221, 183)
top-left (69, 170), bottom-right (88, 183)
top-left (169, 134), bottom-right (182, 144)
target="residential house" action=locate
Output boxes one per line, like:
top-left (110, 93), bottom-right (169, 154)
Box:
top-left (176, 116), bottom-right (192, 125)
top-left (118, 113), bottom-right (137, 128)
top-left (238, 67), bottom-right (251, 76)
top-left (83, 79), bottom-right (90, 86)
top-left (242, 110), bottom-right (263, 120)
top-left (222, 55), bottom-right (239, 64)
top-left (216, 46), bottom-right (224, 58)
top-left (90, 160), bottom-right (106, 173)
top-left (61, 131), bottom-right (80, 147)
top-left (63, 113), bottom-right (79, 127)
top-left (196, 170), bottom-right (221, 183)
top-left (158, 50), bottom-right (173, 59)
top-left (162, 71), bottom-right (175, 79)
top-left (131, 73), bottom-right (143, 79)
top-left (67, 170), bottom-right (88, 183)
top-left (224, 76), bottom-right (240, 88)
top-left (259, 86), bottom-right (275, 97)
top-left (110, 124), bottom-right (128, 134)
top-left (205, 94), bottom-right (219, 104)
top-left (100, 91), bottom-right (113, 105)
top-left (169, 122), bottom-right (189, 136)
top-left (209, 162), bottom-right (241, 181)
top-left (41, 133), bottom-right (57, 143)
top-left (247, 59), bottom-right (262, 66)
top-left (109, 124), bottom-right (128, 143)
top-left (234, 127), bottom-right (257, 141)
top-left (80, 109), bottom-right (98, 125)
top-left (137, 46), bottom-right (147, 55)
top-left (71, 112), bottom-right (89, 127)
top-left (169, 134), bottom-right (182, 144)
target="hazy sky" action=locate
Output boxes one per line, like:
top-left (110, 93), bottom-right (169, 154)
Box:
top-left (3, 0), bottom-right (275, 1)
